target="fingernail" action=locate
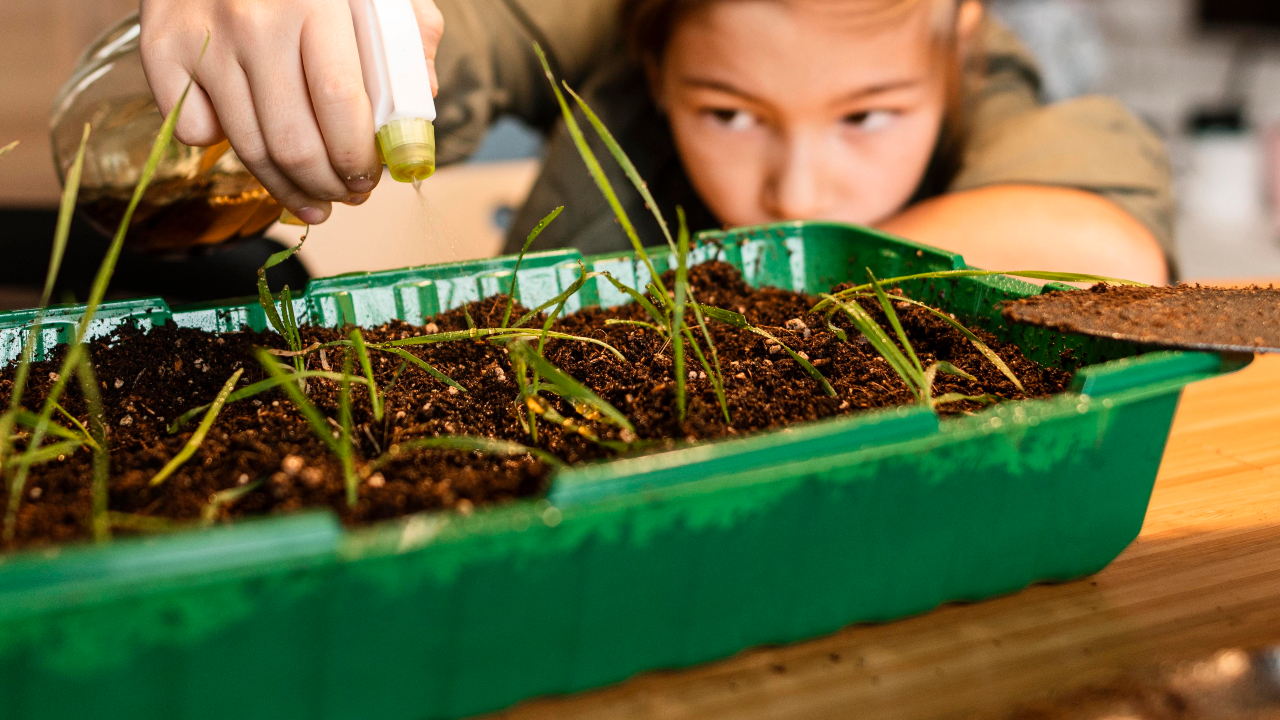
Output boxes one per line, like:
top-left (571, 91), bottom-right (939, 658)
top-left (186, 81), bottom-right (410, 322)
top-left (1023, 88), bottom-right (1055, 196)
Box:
top-left (348, 177), bottom-right (376, 194)
top-left (342, 193), bottom-right (370, 207)
top-left (295, 207), bottom-right (325, 225)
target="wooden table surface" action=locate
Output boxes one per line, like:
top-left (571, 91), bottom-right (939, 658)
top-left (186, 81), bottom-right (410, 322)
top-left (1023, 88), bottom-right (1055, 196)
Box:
top-left (491, 353), bottom-right (1280, 720)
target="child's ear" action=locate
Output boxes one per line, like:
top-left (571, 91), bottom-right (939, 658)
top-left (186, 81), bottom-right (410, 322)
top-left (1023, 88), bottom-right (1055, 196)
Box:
top-left (956, 0), bottom-right (985, 47)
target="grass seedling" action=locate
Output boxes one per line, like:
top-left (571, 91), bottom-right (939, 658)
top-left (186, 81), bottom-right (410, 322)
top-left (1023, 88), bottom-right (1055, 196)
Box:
top-left (73, 352), bottom-right (111, 541)
top-left (821, 271), bottom-right (1000, 410)
top-left (255, 349), bottom-right (361, 506)
top-left (1, 125), bottom-right (92, 540)
top-left (337, 351), bottom-right (358, 505)
top-left (536, 45), bottom-right (733, 423)
top-left (349, 329), bottom-right (383, 421)
top-left (202, 478), bottom-right (264, 526)
top-left (257, 234), bottom-right (308, 375)
top-left (812, 269), bottom-right (1145, 314)
top-left (502, 206), bottom-right (563, 328)
top-left (149, 369), bottom-right (244, 487)
top-left (696, 304), bottom-right (837, 397)
top-left (508, 342), bottom-right (635, 436)
top-left (4, 43), bottom-right (204, 543)
top-left (168, 370), bottom-right (378, 432)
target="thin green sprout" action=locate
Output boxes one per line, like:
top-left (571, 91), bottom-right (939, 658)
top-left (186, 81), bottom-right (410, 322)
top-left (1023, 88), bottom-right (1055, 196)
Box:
top-left (502, 206), bottom-right (564, 328)
top-left (507, 342), bottom-right (635, 435)
top-left (868, 270), bottom-right (923, 376)
top-left (534, 43), bottom-right (670, 303)
top-left (836, 291), bottom-right (1026, 393)
top-left (510, 264), bottom-right (597, 329)
top-left (202, 479), bottom-right (264, 525)
top-left (169, 370), bottom-right (375, 433)
top-left (53, 402), bottom-right (100, 452)
top-left (673, 209), bottom-right (689, 419)
top-left (150, 369), bottom-right (243, 487)
top-left (368, 346), bottom-right (466, 393)
top-left (73, 352), bottom-right (110, 542)
top-left (696, 305), bottom-right (837, 397)
top-left (350, 329), bottom-right (383, 421)
top-left (812, 268), bottom-right (1146, 313)
top-left (6, 37), bottom-right (208, 541)
top-left (337, 351), bottom-right (359, 506)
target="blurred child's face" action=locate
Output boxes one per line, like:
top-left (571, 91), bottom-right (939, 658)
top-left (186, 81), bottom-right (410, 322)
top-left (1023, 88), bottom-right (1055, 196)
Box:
top-left (654, 0), bottom-right (965, 228)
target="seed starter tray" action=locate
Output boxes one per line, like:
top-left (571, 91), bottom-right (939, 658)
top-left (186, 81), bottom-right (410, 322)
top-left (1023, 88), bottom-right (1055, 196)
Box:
top-left (0, 222), bottom-right (1243, 720)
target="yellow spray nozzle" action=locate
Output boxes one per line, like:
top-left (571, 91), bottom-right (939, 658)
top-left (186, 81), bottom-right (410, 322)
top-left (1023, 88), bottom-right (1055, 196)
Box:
top-left (377, 117), bottom-right (436, 184)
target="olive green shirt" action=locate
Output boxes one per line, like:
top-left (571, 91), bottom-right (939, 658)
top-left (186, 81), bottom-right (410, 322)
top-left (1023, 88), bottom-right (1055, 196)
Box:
top-left (431, 0), bottom-right (1175, 266)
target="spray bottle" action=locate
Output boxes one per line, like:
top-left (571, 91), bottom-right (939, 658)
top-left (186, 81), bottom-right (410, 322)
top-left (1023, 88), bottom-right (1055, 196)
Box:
top-left (350, 0), bottom-right (438, 185)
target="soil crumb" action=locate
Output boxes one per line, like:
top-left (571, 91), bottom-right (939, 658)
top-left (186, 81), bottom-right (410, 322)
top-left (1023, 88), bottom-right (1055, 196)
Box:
top-left (1, 262), bottom-right (1071, 552)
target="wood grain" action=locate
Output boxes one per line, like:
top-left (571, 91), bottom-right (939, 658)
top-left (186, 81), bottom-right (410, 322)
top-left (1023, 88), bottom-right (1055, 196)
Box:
top-left (487, 354), bottom-right (1280, 720)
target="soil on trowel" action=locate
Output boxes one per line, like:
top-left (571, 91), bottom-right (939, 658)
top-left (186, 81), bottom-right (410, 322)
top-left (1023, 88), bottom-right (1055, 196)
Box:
top-left (1, 262), bottom-right (1072, 552)
top-left (1003, 284), bottom-right (1280, 353)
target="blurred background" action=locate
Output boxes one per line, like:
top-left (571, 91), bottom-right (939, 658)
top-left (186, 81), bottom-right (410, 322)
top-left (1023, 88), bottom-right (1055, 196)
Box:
top-left (3, 0), bottom-right (1280, 295)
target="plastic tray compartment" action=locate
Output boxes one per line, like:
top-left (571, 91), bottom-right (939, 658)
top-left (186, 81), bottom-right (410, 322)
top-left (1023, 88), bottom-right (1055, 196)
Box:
top-left (0, 222), bottom-right (1241, 720)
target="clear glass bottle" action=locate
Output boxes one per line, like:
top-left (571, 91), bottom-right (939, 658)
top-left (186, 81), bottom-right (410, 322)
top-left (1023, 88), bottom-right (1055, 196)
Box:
top-left (50, 13), bottom-right (282, 253)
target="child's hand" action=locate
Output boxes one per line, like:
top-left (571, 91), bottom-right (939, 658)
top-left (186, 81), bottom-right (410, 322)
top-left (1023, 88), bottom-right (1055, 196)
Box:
top-left (139, 0), bottom-right (445, 224)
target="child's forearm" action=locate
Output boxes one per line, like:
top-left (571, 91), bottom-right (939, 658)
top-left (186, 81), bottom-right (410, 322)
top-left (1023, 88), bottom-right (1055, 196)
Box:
top-left (878, 184), bottom-right (1170, 286)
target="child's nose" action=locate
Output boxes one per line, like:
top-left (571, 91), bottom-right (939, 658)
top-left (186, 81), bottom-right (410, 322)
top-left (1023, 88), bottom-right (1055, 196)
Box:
top-left (765, 133), bottom-right (829, 221)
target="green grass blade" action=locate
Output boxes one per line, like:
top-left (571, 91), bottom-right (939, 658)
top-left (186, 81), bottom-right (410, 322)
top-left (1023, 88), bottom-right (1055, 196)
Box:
top-left (696, 304), bottom-right (837, 397)
top-left (369, 435), bottom-right (565, 475)
top-left (821, 294), bottom-right (924, 400)
top-left (150, 369), bottom-right (243, 487)
top-left (202, 478), bottom-right (264, 525)
top-left (503, 206), bottom-right (564, 328)
top-left (2, 440), bottom-right (82, 469)
top-left (372, 346), bottom-right (466, 393)
top-left (337, 351), bottom-right (358, 506)
top-left (533, 43), bottom-right (670, 302)
top-left (44, 125), bottom-right (90, 310)
top-left (605, 319), bottom-right (666, 334)
top-left (255, 350), bottom-right (342, 455)
top-left (107, 512), bottom-right (186, 534)
top-left (867, 269), bottom-right (922, 376)
top-left (375, 328), bottom-right (626, 362)
top-left (563, 85), bottom-right (677, 253)
top-left (53, 402), bottom-right (100, 451)
top-left (1, 124), bottom-right (93, 472)
top-left (508, 342), bottom-right (635, 433)
top-left (672, 208), bottom-right (690, 420)
top-left (13, 411), bottom-right (86, 443)
top-left (72, 352), bottom-right (110, 542)
top-left (257, 238), bottom-right (306, 340)
top-left (169, 370), bottom-right (373, 432)
top-left (933, 393), bottom-right (1001, 408)
top-left (511, 264), bottom-right (594, 329)
top-left (813, 269), bottom-right (1146, 313)
top-left (861, 292), bottom-right (1026, 393)
top-left (600, 273), bottom-right (668, 330)
top-left (350, 330), bottom-right (382, 421)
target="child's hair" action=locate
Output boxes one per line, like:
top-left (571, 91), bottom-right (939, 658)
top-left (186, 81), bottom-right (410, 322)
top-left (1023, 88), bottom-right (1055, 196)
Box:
top-left (621, 0), bottom-right (966, 63)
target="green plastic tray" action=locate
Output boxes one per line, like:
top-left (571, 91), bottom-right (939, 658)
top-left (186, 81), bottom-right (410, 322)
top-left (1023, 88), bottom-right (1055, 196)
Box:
top-left (0, 222), bottom-right (1243, 719)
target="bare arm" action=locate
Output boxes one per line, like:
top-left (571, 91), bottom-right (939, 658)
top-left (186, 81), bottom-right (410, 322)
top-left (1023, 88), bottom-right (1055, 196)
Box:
top-left (878, 184), bottom-right (1170, 286)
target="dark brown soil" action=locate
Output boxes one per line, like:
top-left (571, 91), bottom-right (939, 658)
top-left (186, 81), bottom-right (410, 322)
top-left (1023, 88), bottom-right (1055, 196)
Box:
top-left (1003, 284), bottom-right (1280, 353)
top-left (1, 262), bottom-right (1070, 552)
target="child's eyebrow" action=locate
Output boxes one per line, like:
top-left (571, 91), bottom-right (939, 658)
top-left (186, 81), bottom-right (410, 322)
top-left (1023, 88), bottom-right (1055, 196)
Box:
top-left (678, 76), bottom-right (923, 104)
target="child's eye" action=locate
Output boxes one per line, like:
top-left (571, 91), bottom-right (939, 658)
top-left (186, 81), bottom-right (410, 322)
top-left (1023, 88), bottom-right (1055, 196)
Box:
top-left (705, 108), bottom-right (759, 131)
top-left (843, 110), bottom-right (896, 132)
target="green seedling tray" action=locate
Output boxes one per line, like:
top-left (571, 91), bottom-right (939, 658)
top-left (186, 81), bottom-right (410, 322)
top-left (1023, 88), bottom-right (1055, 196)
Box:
top-left (0, 222), bottom-right (1244, 719)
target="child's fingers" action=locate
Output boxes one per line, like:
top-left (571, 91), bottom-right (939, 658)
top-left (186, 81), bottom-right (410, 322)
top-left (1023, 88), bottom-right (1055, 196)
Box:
top-left (207, 60), bottom-right (333, 225)
top-left (239, 41), bottom-right (353, 204)
top-left (301, 7), bottom-right (381, 194)
top-left (139, 25), bottom-right (226, 147)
